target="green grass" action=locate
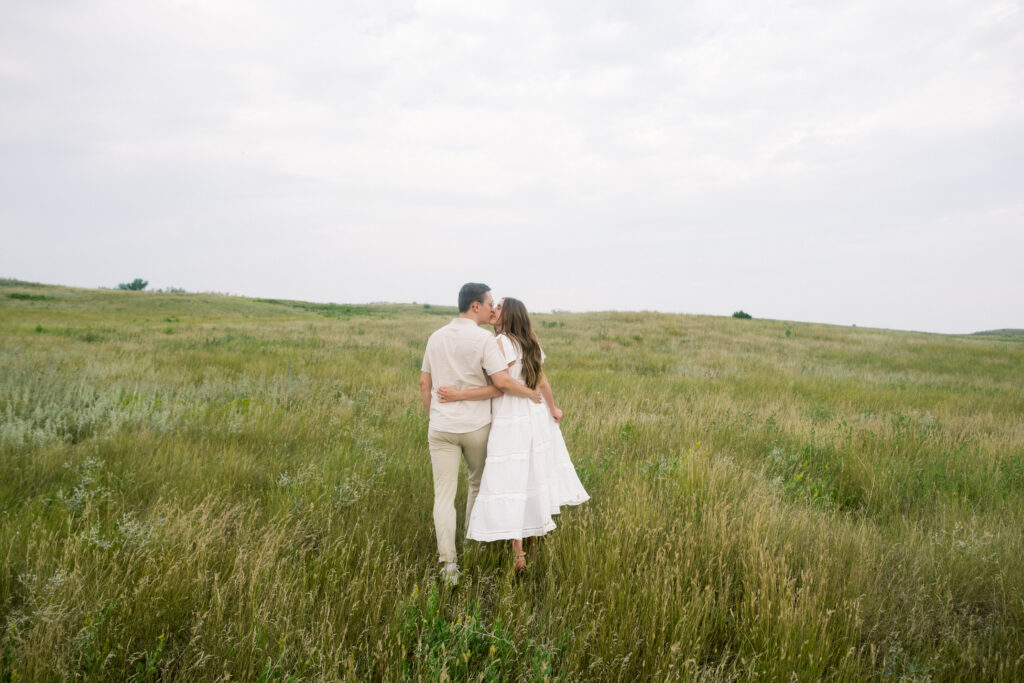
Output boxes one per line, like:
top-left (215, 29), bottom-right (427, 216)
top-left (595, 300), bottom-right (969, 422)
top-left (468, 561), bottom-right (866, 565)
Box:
top-left (1, 281), bottom-right (1023, 680)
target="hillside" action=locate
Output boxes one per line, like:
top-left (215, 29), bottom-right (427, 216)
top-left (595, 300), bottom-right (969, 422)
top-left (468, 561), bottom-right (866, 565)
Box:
top-left (2, 280), bottom-right (1023, 680)
top-left (972, 328), bottom-right (1024, 338)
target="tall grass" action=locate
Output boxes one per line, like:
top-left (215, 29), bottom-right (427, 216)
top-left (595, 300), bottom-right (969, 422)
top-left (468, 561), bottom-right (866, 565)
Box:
top-left (1, 282), bottom-right (1022, 680)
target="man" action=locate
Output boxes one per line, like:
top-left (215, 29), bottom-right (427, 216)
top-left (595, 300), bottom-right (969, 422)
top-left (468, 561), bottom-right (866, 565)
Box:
top-left (420, 282), bottom-right (540, 585)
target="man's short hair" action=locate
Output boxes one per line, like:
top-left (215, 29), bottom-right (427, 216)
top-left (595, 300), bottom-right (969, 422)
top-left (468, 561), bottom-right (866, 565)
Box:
top-left (458, 283), bottom-right (491, 313)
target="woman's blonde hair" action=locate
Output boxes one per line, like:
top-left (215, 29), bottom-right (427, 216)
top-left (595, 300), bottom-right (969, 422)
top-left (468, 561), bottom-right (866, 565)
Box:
top-left (498, 297), bottom-right (542, 390)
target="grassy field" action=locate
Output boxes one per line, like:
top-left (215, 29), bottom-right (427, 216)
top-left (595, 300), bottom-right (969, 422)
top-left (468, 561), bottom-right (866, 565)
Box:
top-left (1, 279), bottom-right (1022, 681)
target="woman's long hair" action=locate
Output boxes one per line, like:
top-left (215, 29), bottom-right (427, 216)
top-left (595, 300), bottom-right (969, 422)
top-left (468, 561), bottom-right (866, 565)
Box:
top-left (497, 297), bottom-right (543, 390)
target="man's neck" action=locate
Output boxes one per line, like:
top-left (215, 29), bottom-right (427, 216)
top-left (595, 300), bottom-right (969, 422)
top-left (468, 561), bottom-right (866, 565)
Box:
top-left (458, 313), bottom-right (480, 324)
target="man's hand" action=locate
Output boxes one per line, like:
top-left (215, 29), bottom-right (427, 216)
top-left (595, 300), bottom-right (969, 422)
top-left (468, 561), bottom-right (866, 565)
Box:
top-left (529, 389), bottom-right (543, 404)
top-left (437, 386), bottom-right (461, 403)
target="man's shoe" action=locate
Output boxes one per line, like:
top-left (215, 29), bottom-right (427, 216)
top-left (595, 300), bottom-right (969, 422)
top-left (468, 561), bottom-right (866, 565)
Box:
top-left (441, 562), bottom-right (459, 586)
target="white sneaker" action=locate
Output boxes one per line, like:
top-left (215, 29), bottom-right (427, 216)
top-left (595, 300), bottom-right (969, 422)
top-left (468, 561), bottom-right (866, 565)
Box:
top-left (441, 562), bottom-right (459, 586)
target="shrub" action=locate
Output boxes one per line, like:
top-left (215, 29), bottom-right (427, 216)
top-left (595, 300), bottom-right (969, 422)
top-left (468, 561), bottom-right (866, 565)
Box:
top-left (6, 293), bottom-right (52, 301)
top-left (118, 278), bottom-right (148, 291)
top-left (732, 310), bottom-right (752, 319)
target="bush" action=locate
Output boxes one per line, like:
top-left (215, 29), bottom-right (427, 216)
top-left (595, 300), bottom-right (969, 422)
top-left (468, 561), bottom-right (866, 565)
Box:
top-left (118, 279), bottom-right (148, 291)
top-left (6, 293), bottom-right (52, 301)
top-left (732, 310), bottom-right (752, 319)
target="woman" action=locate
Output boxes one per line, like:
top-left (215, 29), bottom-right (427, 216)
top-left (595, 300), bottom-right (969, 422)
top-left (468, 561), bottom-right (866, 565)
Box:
top-left (437, 297), bottom-right (589, 571)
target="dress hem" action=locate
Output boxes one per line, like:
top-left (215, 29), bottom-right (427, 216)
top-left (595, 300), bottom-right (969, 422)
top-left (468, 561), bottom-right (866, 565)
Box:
top-left (468, 522), bottom-right (557, 542)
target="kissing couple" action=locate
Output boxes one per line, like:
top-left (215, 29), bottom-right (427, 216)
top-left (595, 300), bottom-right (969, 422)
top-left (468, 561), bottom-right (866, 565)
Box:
top-left (419, 282), bottom-right (589, 585)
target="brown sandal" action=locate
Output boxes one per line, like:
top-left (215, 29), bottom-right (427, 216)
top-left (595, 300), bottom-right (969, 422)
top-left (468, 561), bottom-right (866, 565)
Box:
top-left (513, 549), bottom-right (527, 573)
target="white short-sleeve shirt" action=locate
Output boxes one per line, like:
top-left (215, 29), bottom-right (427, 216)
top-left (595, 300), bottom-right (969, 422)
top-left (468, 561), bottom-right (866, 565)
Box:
top-left (422, 318), bottom-right (508, 433)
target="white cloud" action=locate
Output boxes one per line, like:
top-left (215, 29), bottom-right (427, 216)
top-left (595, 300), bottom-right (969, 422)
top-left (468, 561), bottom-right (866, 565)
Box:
top-left (1, 0), bottom-right (1022, 332)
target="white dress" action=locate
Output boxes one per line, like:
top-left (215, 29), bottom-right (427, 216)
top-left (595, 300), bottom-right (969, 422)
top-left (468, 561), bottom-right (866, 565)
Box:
top-left (467, 334), bottom-right (590, 541)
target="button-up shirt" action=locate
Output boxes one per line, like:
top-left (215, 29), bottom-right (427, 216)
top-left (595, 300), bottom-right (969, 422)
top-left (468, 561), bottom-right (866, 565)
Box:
top-left (422, 318), bottom-right (508, 433)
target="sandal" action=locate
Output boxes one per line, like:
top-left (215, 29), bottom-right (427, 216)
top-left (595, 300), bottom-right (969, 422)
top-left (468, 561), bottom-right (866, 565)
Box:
top-left (513, 549), bottom-right (527, 573)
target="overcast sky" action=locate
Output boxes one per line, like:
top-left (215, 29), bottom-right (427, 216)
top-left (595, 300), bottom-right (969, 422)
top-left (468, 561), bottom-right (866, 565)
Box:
top-left (2, 1), bottom-right (1022, 334)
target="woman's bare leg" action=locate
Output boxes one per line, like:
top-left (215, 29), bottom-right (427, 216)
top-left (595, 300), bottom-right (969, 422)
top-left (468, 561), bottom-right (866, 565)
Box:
top-left (512, 539), bottom-right (526, 572)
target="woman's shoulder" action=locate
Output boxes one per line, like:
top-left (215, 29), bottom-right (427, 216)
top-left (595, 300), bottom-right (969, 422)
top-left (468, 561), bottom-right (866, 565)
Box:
top-left (497, 333), bottom-right (522, 358)
top-left (497, 332), bottom-right (520, 346)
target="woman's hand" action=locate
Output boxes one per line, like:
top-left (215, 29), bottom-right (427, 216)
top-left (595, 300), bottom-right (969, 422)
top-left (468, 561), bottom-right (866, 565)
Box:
top-left (550, 407), bottom-right (563, 423)
top-left (437, 386), bottom-right (462, 403)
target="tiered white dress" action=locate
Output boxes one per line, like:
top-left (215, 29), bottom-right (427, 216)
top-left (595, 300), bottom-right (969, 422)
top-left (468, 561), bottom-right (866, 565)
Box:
top-left (467, 334), bottom-right (590, 541)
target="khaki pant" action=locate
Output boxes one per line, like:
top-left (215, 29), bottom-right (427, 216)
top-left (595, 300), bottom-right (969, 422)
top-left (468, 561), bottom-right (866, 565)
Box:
top-left (428, 424), bottom-right (490, 563)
